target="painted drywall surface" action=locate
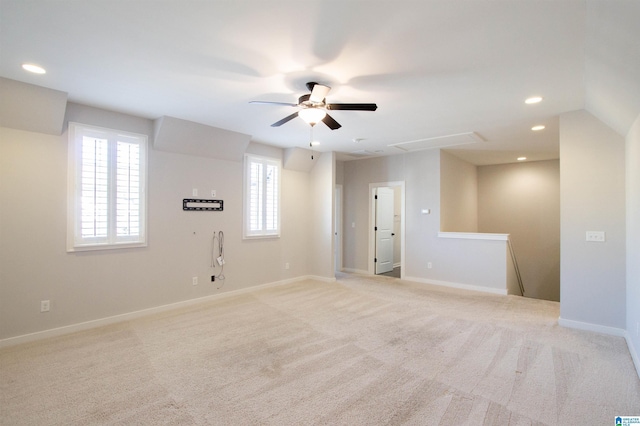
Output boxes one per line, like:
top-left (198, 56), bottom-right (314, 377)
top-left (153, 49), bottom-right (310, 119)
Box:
top-left (560, 110), bottom-right (626, 329)
top-left (0, 109), bottom-right (312, 339)
top-left (506, 247), bottom-right (521, 296)
top-left (626, 113), bottom-right (640, 370)
top-left (308, 152), bottom-right (334, 279)
top-left (402, 150), bottom-right (440, 279)
top-left (335, 160), bottom-right (344, 186)
top-left (478, 160), bottom-right (560, 301)
top-left (393, 186), bottom-right (402, 267)
top-left (584, 0), bottom-right (640, 137)
top-left (342, 155), bottom-right (407, 273)
top-left (342, 150), bottom-right (507, 292)
top-left (440, 150), bottom-right (478, 232)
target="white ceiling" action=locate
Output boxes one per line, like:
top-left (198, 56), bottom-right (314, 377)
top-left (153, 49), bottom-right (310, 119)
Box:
top-left (1, 1), bottom-right (638, 165)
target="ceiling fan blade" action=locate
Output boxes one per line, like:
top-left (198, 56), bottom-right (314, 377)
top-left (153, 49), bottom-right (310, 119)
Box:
top-left (322, 113), bottom-right (342, 130)
top-left (250, 100), bottom-right (298, 107)
top-left (326, 103), bottom-right (378, 111)
top-left (271, 112), bottom-right (299, 127)
top-left (309, 83), bottom-right (331, 103)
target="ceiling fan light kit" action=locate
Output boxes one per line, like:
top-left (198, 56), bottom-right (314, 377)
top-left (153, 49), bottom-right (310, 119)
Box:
top-left (298, 108), bottom-right (327, 126)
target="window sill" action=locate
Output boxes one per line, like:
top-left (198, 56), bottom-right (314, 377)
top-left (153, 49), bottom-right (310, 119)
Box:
top-left (67, 242), bottom-right (147, 253)
top-left (242, 234), bottom-right (280, 240)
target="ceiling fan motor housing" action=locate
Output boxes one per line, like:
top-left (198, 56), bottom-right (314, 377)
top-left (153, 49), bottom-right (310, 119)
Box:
top-left (298, 94), bottom-right (323, 108)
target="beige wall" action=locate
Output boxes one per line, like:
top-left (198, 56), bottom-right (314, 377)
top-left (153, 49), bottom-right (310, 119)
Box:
top-left (393, 186), bottom-right (402, 266)
top-left (560, 109), bottom-right (626, 330)
top-left (343, 150), bottom-right (510, 294)
top-left (308, 152), bottom-right (335, 279)
top-left (478, 160), bottom-right (560, 301)
top-left (440, 150), bottom-right (478, 232)
top-left (0, 104), bottom-right (317, 340)
top-left (626, 113), bottom-right (640, 369)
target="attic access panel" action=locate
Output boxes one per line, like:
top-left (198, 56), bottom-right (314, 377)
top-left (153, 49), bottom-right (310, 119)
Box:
top-left (183, 199), bottom-right (223, 211)
top-left (388, 132), bottom-right (485, 152)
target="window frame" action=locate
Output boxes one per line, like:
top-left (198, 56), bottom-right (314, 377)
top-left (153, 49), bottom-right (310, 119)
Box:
top-left (67, 122), bottom-right (148, 252)
top-left (243, 153), bottom-right (281, 239)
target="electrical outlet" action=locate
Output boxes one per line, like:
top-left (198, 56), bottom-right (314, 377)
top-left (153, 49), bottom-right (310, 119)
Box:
top-left (285, 263), bottom-right (290, 270)
top-left (211, 189), bottom-right (217, 198)
top-left (585, 231), bottom-right (605, 242)
top-left (40, 300), bottom-right (50, 312)
top-left (427, 262), bottom-right (432, 269)
top-left (192, 276), bottom-right (198, 286)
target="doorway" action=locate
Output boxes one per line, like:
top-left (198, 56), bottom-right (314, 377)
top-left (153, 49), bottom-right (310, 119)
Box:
top-left (368, 181), bottom-right (405, 277)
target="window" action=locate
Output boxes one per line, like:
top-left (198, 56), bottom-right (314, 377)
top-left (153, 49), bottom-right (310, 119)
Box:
top-left (67, 122), bottom-right (147, 251)
top-left (244, 154), bottom-right (280, 238)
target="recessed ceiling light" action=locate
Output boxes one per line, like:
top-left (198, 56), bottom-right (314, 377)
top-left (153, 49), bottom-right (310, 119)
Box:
top-left (525, 96), bottom-right (542, 104)
top-left (517, 157), bottom-right (527, 161)
top-left (22, 63), bottom-right (46, 74)
top-left (531, 125), bottom-right (545, 131)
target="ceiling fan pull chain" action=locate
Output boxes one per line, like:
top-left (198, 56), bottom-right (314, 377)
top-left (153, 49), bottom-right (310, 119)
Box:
top-left (310, 126), bottom-right (314, 160)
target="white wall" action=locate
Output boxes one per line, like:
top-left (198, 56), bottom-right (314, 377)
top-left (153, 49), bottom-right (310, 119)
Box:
top-left (308, 152), bottom-right (335, 279)
top-left (0, 104), bottom-right (316, 341)
top-left (478, 160), bottom-right (560, 301)
top-left (343, 150), bottom-right (509, 294)
top-left (626, 113), bottom-right (640, 373)
top-left (393, 186), bottom-right (402, 266)
top-left (342, 155), bottom-right (407, 274)
top-left (440, 150), bottom-right (478, 232)
top-left (559, 110), bottom-right (626, 331)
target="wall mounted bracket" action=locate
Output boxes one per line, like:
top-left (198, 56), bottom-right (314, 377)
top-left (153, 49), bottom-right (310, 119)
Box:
top-left (183, 198), bottom-right (224, 211)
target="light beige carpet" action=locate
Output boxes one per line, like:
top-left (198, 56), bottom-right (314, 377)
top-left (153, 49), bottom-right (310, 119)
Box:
top-left (1, 273), bottom-right (639, 425)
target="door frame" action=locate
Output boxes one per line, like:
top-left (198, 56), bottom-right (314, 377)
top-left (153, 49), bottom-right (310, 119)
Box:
top-left (368, 181), bottom-right (405, 277)
top-left (334, 184), bottom-right (343, 272)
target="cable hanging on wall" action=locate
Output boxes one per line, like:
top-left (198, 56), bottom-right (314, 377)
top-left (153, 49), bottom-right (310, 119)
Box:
top-left (210, 230), bottom-right (225, 289)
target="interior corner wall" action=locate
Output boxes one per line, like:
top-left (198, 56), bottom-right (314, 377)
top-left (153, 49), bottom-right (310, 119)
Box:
top-left (559, 109), bottom-right (626, 330)
top-left (477, 160), bottom-right (560, 302)
top-left (626, 113), bottom-right (640, 371)
top-left (439, 150), bottom-right (478, 232)
top-left (0, 104), bottom-right (312, 341)
top-left (342, 154), bottom-right (407, 274)
top-left (307, 152), bottom-right (335, 279)
top-left (335, 160), bottom-right (344, 186)
top-left (342, 150), bottom-right (508, 293)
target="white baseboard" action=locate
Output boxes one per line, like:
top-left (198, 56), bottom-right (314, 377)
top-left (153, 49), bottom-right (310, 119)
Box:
top-left (0, 275), bottom-right (323, 349)
top-left (558, 317), bottom-right (626, 337)
top-left (558, 318), bottom-right (639, 379)
top-left (404, 276), bottom-right (508, 296)
top-left (626, 332), bottom-right (640, 379)
top-left (341, 268), bottom-right (370, 275)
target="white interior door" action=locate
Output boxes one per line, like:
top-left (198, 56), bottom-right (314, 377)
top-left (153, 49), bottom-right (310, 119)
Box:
top-left (375, 187), bottom-right (394, 274)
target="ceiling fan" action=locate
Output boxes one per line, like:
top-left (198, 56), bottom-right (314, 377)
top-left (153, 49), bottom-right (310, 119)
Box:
top-left (250, 82), bottom-right (377, 130)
